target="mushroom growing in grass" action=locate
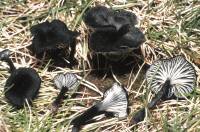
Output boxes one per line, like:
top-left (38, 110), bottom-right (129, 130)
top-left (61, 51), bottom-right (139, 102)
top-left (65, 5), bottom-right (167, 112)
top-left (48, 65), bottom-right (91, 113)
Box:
top-left (131, 56), bottom-right (197, 124)
top-left (30, 19), bottom-right (79, 66)
top-left (52, 73), bottom-right (79, 112)
top-left (84, 6), bottom-right (145, 62)
top-left (0, 49), bottom-right (41, 109)
top-left (71, 83), bottom-right (128, 132)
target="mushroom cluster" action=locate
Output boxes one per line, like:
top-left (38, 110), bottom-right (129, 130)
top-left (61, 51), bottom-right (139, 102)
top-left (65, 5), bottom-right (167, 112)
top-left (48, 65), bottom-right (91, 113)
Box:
top-left (84, 6), bottom-right (145, 61)
top-left (30, 19), bottom-right (79, 67)
top-left (131, 56), bottom-right (196, 123)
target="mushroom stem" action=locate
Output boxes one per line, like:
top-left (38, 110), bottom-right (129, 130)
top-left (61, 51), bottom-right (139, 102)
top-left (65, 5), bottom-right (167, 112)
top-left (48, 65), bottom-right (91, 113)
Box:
top-left (3, 57), bottom-right (16, 73)
top-left (71, 102), bottom-right (103, 132)
top-left (52, 87), bottom-right (68, 111)
top-left (131, 79), bottom-right (171, 124)
top-left (68, 31), bottom-right (80, 67)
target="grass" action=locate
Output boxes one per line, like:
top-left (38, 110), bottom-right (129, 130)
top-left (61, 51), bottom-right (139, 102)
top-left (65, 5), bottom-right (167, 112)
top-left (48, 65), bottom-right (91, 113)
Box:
top-left (0, 0), bottom-right (200, 132)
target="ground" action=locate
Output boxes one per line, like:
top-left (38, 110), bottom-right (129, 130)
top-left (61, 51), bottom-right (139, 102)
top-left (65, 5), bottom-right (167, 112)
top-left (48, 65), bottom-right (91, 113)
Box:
top-left (0, 0), bottom-right (200, 132)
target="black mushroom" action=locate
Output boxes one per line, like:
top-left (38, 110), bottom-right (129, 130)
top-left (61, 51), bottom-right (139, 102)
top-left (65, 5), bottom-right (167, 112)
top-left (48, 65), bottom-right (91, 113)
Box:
top-left (29, 19), bottom-right (79, 66)
top-left (131, 56), bottom-right (197, 124)
top-left (71, 83), bottom-right (128, 132)
top-left (0, 49), bottom-right (41, 109)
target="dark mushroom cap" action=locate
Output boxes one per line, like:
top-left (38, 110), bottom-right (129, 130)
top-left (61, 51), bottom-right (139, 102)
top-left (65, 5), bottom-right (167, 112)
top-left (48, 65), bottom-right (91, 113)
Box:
top-left (99, 83), bottom-right (128, 118)
top-left (30, 19), bottom-right (79, 55)
top-left (84, 6), bottom-right (137, 32)
top-left (146, 56), bottom-right (196, 99)
top-left (5, 68), bottom-right (41, 108)
top-left (54, 73), bottom-right (78, 90)
top-left (89, 26), bottom-right (145, 54)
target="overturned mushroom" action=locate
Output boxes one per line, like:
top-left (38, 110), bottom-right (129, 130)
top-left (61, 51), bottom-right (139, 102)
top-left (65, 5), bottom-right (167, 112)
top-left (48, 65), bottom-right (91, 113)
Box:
top-left (71, 83), bottom-right (128, 132)
top-left (131, 56), bottom-right (196, 124)
top-left (30, 19), bottom-right (79, 66)
top-left (0, 49), bottom-right (41, 109)
top-left (51, 73), bottom-right (78, 112)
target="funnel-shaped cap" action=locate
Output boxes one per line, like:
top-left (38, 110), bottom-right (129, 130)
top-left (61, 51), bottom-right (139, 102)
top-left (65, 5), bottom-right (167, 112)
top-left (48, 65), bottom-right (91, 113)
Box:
top-left (30, 19), bottom-right (79, 55)
top-left (84, 6), bottom-right (137, 32)
top-left (5, 68), bottom-right (41, 108)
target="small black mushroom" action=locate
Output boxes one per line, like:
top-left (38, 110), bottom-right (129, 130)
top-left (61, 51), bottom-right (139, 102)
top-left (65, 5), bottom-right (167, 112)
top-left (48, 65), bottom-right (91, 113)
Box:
top-left (131, 56), bottom-right (197, 124)
top-left (71, 83), bottom-right (128, 132)
top-left (0, 49), bottom-right (41, 109)
top-left (51, 73), bottom-right (78, 112)
top-left (30, 19), bottom-right (79, 66)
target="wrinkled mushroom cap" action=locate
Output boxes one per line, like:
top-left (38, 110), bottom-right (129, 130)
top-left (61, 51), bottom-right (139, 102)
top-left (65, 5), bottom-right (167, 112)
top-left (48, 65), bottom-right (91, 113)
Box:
top-left (5, 68), bottom-right (41, 108)
top-left (54, 73), bottom-right (78, 90)
top-left (89, 26), bottom-right (145, 61)
top-left (30, 19), bottom-right (79, 55)
top-left (146, 56), bottom-right (196, 98)
top-left (84, 6), bottom-right (137, 32)
top-left (99, 83), bottom-right (128, 118)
